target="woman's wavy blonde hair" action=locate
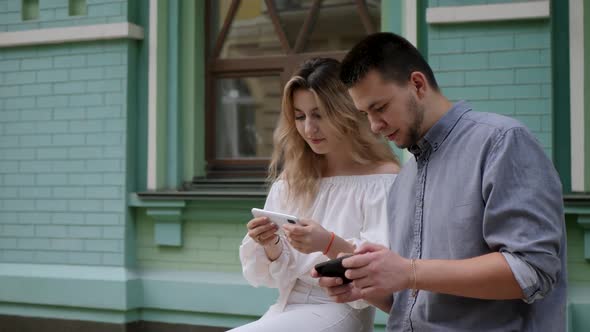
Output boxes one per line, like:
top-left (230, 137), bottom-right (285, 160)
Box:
top-left (268, 58), bottom-right (398, 209)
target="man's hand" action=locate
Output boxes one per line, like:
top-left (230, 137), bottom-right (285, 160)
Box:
top-left (311, 265), bottom-right (363, 303)
top-left (344, 243), bottom-right (412, 299)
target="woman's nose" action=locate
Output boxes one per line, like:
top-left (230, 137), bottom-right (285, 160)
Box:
top-left (305, 119), bottom-right (318, 136)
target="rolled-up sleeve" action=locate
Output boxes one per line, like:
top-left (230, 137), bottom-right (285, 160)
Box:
top-left (482, 127), bottom-right (564, 303)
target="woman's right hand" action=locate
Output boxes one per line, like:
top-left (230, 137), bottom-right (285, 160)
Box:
top-left (247, 217), bottom-right (279, 246)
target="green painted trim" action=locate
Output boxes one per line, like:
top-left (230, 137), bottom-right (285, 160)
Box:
top-left (127, 0), bottom-right (139, 25)
top-left (577, 215), bottom-right (590, 260)
top-left (568, 302), bottom-right (590, 332)
top-left (167, 0), bottom-right (182, 189)
top-left (552, 0), bottom-right (572, 193)
top-left (417, 0), bottom-right (428, 59)
top-left (136, 3), bottom-right (150, 192)
top-left (154, 221), bottom-right (183, 246)
top-left (381, 0), bottom-right (402, 33)
top-left (140, 274), bottom-right (276, 316)
top-left (156, 0), bottom-right (169, 189)
top-left (0, 267), bottom-right (141, 311)
top-left (183, 198), bottom-right (266, 223)
top-left (22, 0), bottom-right (39, 21)
top-left (128, 193), bottom-right (186, 208)
top-left (585, 0), bottom-right (590, 191)
top-left (0, 303), bottom-right (138, 324)
top-left (126, 41), bottom-right (140, 268)
top-left (194, 0), bottom-right (206, 178)
top-left (68, 0), bottom-right (87, 16)
top-left (565, 206), bottom-right (590, 215)
top-left (3, 268), bottom-right (585, 330)
top-left (181, 0), bottom-right (197, 181)
top-left (127, 42), bottom-right (139, 194)
top-left (146, 208), bottom-right (183, 246)
top-left (381, 0), bottom-right (405, 162)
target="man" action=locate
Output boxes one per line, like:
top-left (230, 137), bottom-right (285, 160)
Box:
top-left (312, 32), bottom-right (567, 331)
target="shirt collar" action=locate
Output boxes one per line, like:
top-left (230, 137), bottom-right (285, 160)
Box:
top-left (409, 100), bottom-right (472, 157)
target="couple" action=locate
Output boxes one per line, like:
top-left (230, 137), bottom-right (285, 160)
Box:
top-left (233, 33), bottom-right (567, 332)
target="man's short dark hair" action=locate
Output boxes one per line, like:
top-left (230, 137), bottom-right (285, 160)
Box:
top-left (340, 32), bottom-right (439, 90)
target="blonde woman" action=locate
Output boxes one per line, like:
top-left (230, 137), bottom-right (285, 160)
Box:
top-left (232, 58), bottom-right (399, 332)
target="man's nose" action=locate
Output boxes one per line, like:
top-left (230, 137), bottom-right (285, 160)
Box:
top-left (369, 115), bottom-right (384, 134)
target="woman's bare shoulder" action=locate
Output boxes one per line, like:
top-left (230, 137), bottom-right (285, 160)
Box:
top-left (371, 161), bottom-right (400, 175)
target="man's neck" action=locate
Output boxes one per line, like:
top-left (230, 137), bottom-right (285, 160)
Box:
top-left (420, 94), bottom-right (454, 138)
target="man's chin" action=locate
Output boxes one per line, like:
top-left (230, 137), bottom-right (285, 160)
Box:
top-left (393, 141), bottom-right (408, 149)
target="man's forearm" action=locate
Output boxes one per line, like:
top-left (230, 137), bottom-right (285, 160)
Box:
top-left (366, 293), bottom-right (393, 313)
top-left (415, 252), bottom-right (524, 299)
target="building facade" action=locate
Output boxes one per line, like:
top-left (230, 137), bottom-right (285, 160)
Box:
top-left (0, 0), bottom-right (589, 331)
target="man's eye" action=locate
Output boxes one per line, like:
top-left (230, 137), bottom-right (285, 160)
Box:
top-left (375, 105), bottom-right (386, 113)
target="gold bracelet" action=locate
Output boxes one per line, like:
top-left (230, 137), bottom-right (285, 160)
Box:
top-left (411, 259), bottom-right (418, 297)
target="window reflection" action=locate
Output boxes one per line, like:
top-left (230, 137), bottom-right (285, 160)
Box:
top-left (215, 77), bottom-right (281, 159)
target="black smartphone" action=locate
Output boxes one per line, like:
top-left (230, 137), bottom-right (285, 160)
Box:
top-left (314, 255), bottom-right (353, 284)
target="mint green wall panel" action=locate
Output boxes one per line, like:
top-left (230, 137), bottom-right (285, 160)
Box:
top-left (136, 210), bottom-right (246, 272)
top-left (0, 41), bottom-right (129, 266)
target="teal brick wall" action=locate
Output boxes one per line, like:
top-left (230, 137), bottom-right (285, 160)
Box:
top-left (0, 0), bottom-right (128, 32)
top-left (427, 12), bottom-right (553, 156)
top-left (0, 40), bottom-right (129, 266)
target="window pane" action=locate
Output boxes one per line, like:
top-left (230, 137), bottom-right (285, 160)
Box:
top-left (215, 76), bottom-right (282, 159)
top-left (212, 0), bottom-right (288, 58)
top-left (273, 0), bottom-right (310, 49)
top-left (305, 0), bottom-right (381, 52)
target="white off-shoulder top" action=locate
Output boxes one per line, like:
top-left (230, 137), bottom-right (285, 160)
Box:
top-left (239, 174), bottom-right (397, 312)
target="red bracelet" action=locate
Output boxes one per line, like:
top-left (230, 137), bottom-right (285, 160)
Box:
top-left (323, 232), bottom-right (335, 255)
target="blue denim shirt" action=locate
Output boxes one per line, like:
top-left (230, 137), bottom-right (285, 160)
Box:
top-left (386, 101), bottom-right (567, 331)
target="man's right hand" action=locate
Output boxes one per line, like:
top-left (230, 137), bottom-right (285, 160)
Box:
top-left (311, 267), bottom-right (363, 303)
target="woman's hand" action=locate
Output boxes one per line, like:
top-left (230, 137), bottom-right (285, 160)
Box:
top-left (247, 217), bottom-right (279, 247)
top-left (283, 219), bottom-right (331, 254)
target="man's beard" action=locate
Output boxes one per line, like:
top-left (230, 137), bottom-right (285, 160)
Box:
top-left (397, 95), bottom-right (424, 149)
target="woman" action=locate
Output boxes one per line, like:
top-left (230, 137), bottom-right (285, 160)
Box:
top-left (233, 58), bottom-right (399, 332)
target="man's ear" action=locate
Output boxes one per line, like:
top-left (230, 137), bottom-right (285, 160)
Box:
top-left (409, 71), bottom-right (428, 98)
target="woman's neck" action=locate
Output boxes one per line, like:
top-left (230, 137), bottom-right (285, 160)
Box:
top-left (322, 149), bottom-right (364, 177)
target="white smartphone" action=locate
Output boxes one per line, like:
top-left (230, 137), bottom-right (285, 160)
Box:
top-left (251, 208), bottom-right (300, 228)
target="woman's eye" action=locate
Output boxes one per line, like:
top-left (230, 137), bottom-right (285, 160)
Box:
top-left (295, 115), bottom-right (305, 121)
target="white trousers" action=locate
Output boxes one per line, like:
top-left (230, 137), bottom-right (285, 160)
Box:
top-left (228, 280), bottom-right (375, 332)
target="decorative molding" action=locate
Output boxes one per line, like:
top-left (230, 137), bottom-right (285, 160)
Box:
top-left (403, 0), bottom-right (417, 47)
top-left (146, 208), bottom-right (183, 246)
top-left (0, 23), bottom-right (143, 48)
top-left (426, 1), bottom-right (550, 24)
top-left (147, 0), bottom-right (159, 190)
top-left (570, 0), bottom-right (586, 191)
top-left (576, 214), bottom-right (590, 260)
top-left (0, 264), bottom-right (141, 311)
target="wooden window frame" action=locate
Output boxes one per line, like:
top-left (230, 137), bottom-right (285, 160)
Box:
top-left (204, 0), bottom-right (377, 178)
